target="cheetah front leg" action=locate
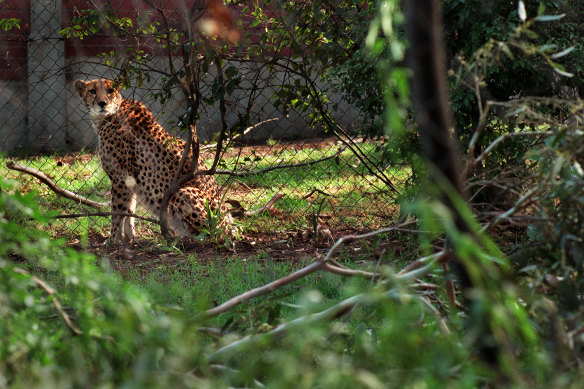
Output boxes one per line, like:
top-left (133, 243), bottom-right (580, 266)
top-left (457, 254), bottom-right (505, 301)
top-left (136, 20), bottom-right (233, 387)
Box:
top-left (122, 192), bottom-right (137, 241)
top-left (109, 178), bottom-right (137, 244)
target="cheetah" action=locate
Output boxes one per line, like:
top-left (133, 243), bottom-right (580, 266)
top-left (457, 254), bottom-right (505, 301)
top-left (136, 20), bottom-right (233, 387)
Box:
top-left (74, 78), bottom-right (235, 243)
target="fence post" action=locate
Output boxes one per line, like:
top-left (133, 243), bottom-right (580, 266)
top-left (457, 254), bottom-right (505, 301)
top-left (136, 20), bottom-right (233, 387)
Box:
top-left (27, 0), bottom-right (68, 152)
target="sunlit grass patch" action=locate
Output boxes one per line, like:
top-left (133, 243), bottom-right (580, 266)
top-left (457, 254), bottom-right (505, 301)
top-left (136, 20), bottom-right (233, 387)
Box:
top-left (1, 138), bottom-right (409, 240)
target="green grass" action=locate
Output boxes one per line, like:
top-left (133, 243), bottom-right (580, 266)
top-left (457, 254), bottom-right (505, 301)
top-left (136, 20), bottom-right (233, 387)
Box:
top-left (2, 140), bottom-right (409, 239)
top-left (121, 252), bottom-right (376, 329)
top-left (219, 142), bottom-right (408, 231)
top-left (2, 143), bottom-right (417, 338)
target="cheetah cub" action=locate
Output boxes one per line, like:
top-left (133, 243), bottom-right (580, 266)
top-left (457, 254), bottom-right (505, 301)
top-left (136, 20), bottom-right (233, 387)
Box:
top-left (75, 78), bottom-right (235, 243)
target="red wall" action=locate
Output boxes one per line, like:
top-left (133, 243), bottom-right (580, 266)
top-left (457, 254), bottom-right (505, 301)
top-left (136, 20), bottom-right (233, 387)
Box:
top-left (0, 0), bottom-right (30, 80)
top-left (0, 0), bottom-right (264, 81)
top-left (62, 0), bottom-right (190, 57)
top-left (0, 0), bottom-right (200, 81)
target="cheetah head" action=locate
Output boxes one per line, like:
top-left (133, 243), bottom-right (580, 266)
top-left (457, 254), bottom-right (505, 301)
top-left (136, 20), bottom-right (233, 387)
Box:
top-left (74, 79), bottom-right (123, 118)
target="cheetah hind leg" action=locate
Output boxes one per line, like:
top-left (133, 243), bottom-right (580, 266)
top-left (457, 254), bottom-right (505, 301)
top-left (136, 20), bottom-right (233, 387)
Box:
top-left (167, 188), bottom-right (208, 238)
top-left (168, 188), bottom-right (238, 241)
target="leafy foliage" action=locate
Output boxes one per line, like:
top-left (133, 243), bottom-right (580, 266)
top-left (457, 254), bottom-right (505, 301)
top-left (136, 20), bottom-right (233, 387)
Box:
top-left (0, 17), bottom-right (19, 31)
top-left (0, 177), bottom-right (205, 387)
top-left (445, 0), bottom-right (584, 154)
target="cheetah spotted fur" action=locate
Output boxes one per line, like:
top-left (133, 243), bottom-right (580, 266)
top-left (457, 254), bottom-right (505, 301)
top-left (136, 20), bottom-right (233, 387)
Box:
top-left (74, 78), bottom-right (235, 243)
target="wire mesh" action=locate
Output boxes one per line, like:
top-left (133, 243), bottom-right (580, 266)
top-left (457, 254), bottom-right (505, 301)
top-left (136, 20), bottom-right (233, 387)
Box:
top-left (0, 0), bottom-right (407, 241)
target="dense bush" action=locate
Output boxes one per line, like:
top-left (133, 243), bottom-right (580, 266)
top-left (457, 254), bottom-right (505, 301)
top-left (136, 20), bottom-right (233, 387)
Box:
top-left (0, 177), bottom-right (207, 387)
top-left (445, 0), bottom-right (583, 150)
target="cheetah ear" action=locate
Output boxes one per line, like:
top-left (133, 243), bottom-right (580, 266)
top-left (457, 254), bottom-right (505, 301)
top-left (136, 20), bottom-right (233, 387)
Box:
top-left (74, 80), bottom-right (88, 97)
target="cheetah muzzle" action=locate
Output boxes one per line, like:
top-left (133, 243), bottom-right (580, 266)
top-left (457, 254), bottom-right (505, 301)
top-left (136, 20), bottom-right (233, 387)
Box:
top-left (74, 78), bottom-right (236, 244)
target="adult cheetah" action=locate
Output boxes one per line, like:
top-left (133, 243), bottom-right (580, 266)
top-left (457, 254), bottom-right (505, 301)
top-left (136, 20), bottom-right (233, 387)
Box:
top-left (74, 78), bottom-right (235, 243)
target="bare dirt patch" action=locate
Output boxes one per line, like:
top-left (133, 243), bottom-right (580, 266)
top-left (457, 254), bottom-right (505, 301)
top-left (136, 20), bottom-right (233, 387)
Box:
top-left (76, 223), bottom-right (397, 281)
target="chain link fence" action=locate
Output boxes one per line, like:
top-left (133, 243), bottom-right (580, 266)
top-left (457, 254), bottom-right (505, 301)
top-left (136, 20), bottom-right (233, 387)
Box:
top-left (0, 0), bottom-right (407, 240)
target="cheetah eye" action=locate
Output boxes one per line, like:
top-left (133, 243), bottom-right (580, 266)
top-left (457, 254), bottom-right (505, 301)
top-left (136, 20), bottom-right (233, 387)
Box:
top-left (89, 89), bottom-right (96, 95)
top-left (107, 88), bottom-right (115, 94)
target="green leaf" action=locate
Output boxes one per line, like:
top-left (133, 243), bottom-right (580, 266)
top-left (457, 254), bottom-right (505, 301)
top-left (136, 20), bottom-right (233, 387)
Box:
top-left (551, 66), bottom-right (574, 78)
top-left (524, 29), bottom-right (539, 39)
top-left (537, 44), bottom-right (557, 54)
top-left (499, 42), bottom-right (514, 59)
top-left (534, 14), bottom-right (565, 22)
top-left (551, 46), bottom-right (575, 59)
top-left (365, 19), bottom-right (379, 50)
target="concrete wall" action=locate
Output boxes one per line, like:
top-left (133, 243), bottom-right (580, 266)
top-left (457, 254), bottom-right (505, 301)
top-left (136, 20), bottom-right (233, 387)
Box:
top-left (0, 0), bottom-right (362, 155)
top-left (65, 57), bottom-right (361, 144)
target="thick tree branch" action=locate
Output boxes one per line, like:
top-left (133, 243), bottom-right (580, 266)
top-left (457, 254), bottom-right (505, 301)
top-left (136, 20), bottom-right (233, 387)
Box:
top-left (6, 161), bottom-right (108, 209)
top-left (196, 221), bottom-right (418, 320)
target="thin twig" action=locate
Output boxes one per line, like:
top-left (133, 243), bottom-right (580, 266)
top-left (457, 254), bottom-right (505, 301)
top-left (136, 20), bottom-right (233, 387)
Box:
top-left (207, 59), bottom-right (229, 175)
top-left (302, 188), bottom-right (337, 199)
top-left (243, 193), bottom-right (285, 216)
top-left (463, 131), bottom-right (552, 178)
top-left (266, 58), bottom-right (400, 194)
top-left (321, 222), bottom-right (416, 263)
top-left (200, 118), bottom-right (281, 151)
top-left (212, 146), bottom-right (347, 177)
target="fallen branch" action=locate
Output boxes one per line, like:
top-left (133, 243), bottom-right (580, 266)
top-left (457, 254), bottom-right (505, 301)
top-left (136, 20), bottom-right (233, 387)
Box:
top-left (208, 289), bottom-right (442, 362)
top-left (321, 262), bottom-right (382, 280)
top-left (208, 292), bottom-right (366, 361)
top-left (198, 327), bottom-right (223, 337)
top-left (6, 161), bottom-right (108, 209)
top-left (397, 251), bottom-right (446, 275)
top-left (13, 267), bottom-right (82, 336)
top-left (482, 186), bottom-right (540, 231)
top-left (196, 221), bottom-right (420, 320)
top-left (318, 254), bottom-right (383, 280)
top-left (196, 260), bottom-right (326, 321)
